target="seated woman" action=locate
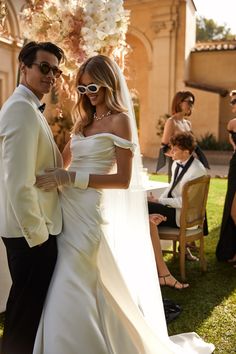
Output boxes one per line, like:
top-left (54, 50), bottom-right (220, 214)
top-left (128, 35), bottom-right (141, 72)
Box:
top-left (149, 213), bottom-right (189, 289)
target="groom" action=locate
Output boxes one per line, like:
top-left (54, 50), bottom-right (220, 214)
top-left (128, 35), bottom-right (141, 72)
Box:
top-left (0, 41), bottom-right (64, 354)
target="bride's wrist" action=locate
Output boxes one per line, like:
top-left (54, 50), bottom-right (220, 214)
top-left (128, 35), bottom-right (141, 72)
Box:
top-left (73, 172), bottom-right (89, 189)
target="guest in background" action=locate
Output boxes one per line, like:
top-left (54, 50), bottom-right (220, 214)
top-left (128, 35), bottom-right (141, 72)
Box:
top-left (156, 91), bottom-right (209, 181)
top-left (216, 90), bottom-right (236, 264)
top-left (150, 132), bottom-right (207, 262)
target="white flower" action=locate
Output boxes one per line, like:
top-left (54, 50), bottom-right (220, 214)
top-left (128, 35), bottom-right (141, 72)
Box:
top-left (47, 21), bottom-right (62, 41)
top-left (96, 30), bottom-right (107, 41)
top-left (20, 0), bottom-right (129, 75)
top-left (33, 13), bottom-right (46, 29)
top-left (44, 4), bottom-right (58, 18)
top-left (61, 14), bottom-right (75, 34)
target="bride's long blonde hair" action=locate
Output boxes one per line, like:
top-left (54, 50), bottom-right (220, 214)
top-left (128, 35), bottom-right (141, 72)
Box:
top-left (72, 55), bottom-right (128, 134)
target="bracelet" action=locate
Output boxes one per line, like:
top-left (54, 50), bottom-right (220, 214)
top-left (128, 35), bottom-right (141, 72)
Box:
top-left (74, 172), bottom-right (89, 189)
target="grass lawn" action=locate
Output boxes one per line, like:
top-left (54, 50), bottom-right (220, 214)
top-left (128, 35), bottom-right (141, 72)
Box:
top-left (151, 174), bottom-right (236, 354)
top-left (0, 176), bottom-right (235, 353)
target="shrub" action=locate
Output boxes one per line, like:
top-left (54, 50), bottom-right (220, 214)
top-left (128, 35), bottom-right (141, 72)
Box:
top-left (156, 113), bottom-right (170, 137)
top-left (197, 132), bottom-right (232, 151)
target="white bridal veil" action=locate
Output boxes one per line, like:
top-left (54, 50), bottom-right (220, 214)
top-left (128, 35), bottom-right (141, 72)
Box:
top-left (99, 61), bottom-right (215, 353)
top-left (102, 62), bottom-right (167, 333)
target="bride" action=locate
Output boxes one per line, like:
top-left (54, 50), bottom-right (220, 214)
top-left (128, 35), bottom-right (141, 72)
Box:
top-left (33, 54), bottom-right (214, 354)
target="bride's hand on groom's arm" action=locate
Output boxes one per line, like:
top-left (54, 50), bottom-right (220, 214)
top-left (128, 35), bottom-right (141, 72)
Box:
top-left (36, 168), bottom-right (76, 191)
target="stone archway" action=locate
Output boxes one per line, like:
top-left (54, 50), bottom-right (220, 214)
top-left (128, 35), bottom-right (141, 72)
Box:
top-left (4, 0), bottom-right (22, 39)
top-left (0, 0), bottom-right (23, 105)
top-left (126, 28), bottom-right (152, 152)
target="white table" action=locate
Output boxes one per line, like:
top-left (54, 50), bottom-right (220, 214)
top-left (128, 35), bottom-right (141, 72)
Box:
top-left (144, 180), bottom-right (169, 198)
top-left (0, 238), bottom-right (11, 313)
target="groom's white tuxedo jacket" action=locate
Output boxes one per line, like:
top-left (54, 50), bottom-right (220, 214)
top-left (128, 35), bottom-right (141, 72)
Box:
top-left (0, 85), bottom-right (62, 247)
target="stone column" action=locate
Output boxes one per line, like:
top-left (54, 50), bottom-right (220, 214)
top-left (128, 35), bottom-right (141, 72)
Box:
top-left (142, 6), bottom-right (178, 157)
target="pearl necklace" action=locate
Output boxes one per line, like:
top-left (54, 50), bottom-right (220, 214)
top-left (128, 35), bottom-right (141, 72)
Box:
top-left (94, 110), bottom-right (112, 121)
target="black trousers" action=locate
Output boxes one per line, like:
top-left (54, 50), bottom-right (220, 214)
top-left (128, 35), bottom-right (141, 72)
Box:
top-left (1, 236), bottom-right (57, 354)
top-left (148, 201), bottom-right (178, 227)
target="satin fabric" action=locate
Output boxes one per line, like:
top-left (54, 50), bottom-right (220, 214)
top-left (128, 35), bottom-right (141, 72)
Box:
top-left (33, 133), bottom-right (214, 354)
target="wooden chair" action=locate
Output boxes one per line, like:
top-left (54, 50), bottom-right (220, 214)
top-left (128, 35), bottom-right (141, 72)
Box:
top-left (158, 175), bottom-right (210, 281)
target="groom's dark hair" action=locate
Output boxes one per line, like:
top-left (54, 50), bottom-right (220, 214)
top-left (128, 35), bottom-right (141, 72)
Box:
top-left (18, 41), bottom-right (65, 66)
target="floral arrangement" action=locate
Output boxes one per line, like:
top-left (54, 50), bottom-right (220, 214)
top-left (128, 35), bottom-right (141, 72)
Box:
top-left (19, 0), bottom-right (130, 151)
top-left (81, 0), bottom-right (129, 64)
top-left (20, 0), bottom-right (130, 75)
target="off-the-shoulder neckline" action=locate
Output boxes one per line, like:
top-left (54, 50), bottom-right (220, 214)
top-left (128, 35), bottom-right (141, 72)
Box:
top-left (74, 132), bottom-right (132, 143)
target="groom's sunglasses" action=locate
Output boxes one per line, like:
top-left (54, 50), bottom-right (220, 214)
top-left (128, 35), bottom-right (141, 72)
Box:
top-left (230, 98), bottom-right (236, 106)
top-left (77, 84), bottom-right (101, 94)
top-left (32, 62), bottom-right (62, 78)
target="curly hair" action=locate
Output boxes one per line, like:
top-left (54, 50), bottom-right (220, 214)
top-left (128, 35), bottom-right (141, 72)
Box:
top-left (170, 132), bottom-right (196, 153)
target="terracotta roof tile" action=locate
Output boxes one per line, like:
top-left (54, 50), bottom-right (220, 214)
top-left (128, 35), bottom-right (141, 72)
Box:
top-left (193, 41), bottom-right (236, 52)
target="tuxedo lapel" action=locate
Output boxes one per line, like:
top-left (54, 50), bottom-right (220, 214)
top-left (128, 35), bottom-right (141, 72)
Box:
top-left (14, 86), bottom-right (58, 167)
top-left (168, 155), bottom-right (194, 197)
top-left (37, 111), bottom-right (57, 166)
top-left (173, 155), bottom-right (194, 188)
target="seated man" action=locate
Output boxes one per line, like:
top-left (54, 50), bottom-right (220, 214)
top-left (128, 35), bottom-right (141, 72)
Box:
top-left (148, 132), bottom-right (207, 266)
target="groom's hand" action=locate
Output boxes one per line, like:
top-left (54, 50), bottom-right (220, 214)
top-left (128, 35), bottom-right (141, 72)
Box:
top-left (36, 168), bottom-right (72, 191)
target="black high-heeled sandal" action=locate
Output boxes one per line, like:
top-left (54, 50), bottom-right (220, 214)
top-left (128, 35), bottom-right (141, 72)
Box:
top-left (186, 242), bottom-right (199, 252)
top-left (158, 274), bottom-right (189, 290)
top-left (178, 246), bottom-right (199, 261)
top-left (185, 247), bottom-right (199, 262)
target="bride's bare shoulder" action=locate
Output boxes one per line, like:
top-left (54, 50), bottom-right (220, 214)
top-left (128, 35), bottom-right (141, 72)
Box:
top-left (111, 112), bottom-right (131, 140)
top-left (111, 111), bottom-right (129, 120)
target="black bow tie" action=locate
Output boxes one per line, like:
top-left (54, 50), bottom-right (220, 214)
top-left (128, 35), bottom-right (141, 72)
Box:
top-left (38, 103), bottom-right (46, 113)
top-left (177, 162), bottom-right (184, 168)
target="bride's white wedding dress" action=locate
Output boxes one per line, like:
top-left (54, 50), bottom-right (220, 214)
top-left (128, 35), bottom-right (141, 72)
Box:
top-left (33, 133), bottom-right (214, 354)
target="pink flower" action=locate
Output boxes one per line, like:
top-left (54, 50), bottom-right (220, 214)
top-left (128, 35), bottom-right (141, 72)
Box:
top-left (20, 0), bottom-right (129, 76)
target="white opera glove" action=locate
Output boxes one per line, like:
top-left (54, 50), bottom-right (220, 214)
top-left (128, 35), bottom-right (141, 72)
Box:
top-left (36, 168), bottom-right (90, 191)
top-left (74, 171), bottom-right (89, 189)
top-left (36, 168), bottom-right (72, 191)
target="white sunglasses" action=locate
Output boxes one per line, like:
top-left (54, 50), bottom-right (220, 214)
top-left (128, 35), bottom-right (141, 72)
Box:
top-left (77, 84), bottom-right (101, 94)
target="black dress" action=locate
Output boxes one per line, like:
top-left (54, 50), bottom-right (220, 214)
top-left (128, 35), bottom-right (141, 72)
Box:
top-left (216, 131), bottom-right (236, 261)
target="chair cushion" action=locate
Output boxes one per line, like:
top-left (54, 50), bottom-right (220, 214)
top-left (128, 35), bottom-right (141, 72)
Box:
top-left (158, 226), bottom-right (203, 236)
